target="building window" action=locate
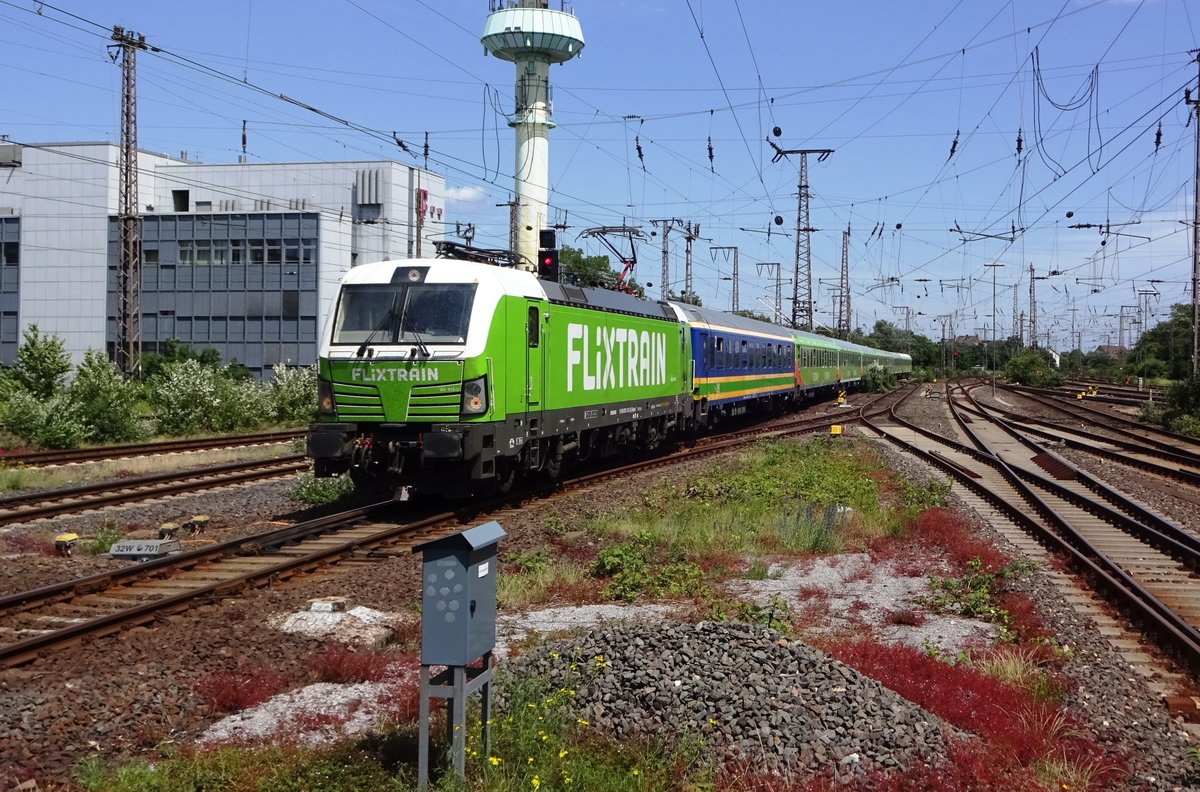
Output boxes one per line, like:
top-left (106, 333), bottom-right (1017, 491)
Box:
top-left (143, 248), bottom-right (159, 265)
top-left (2, 241), bottom-right (16, 266)
top-left (282, 291), bottom-right (300, 319)
top-left (172, 190), bottom-right (189, 212)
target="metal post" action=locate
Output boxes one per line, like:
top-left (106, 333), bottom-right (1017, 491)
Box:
top-left (1190, 51), bottom-right (1200, 377)
top-left (112, 26), bottom-right (146, 377)
top-left (985, 263), bottom-right (1005, 396)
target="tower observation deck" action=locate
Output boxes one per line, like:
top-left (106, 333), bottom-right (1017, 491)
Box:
top-left (482, 1), bottom-right (584, 271)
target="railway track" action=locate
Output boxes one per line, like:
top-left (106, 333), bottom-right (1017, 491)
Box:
top-left (0, 455), bottom-right (310, 527)
top-left (0, 385), bottom-right (913, 668)
top-left (863, 382), bottom-right (1200, 672)
top-left (0, 501), bottom-right (454, 668)
top-left (964, 388), bottom-right (1200, 486)
top-left (0, 429), bottom-right (304, 468)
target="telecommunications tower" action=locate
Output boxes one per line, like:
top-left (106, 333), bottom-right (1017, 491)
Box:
top-left (482, 1), bottom-right (584, 271)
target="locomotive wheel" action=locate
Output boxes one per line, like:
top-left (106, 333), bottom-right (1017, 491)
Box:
top-left (493, 458), bottom-right (517, 494)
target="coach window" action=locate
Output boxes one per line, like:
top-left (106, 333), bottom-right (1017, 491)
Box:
top-left (703, 334), bottom-right (712, 369)
top-left (527, 306), bottom-right (539, 348)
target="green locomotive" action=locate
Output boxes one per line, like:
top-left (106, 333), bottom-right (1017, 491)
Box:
top-left (306, 256), bottom-right (911, 496)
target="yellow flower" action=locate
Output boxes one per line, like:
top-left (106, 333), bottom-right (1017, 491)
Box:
top-left (576, 718), bottom-right (589, 725)
top-left (489, 756), bottom-right (501, 766)
top-left (550, 651), bottom-right (559, 658)
top-left (632, 768), bottom-right (641, 775)
top-left (532, 776), bottom-right (541, 789)
top-left (558, 749), bottom-right (569, 758)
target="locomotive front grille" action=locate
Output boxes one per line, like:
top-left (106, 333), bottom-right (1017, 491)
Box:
top-left (407, 381), bottom-right (464, 420)
top-left (333, 382), bottom-right (385, 418)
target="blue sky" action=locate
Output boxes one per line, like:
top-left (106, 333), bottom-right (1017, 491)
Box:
top-left (3, 0), bottom-right (1198, 349)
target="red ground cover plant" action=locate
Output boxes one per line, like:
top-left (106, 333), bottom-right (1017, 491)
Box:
top-left (715, 735), bottom-right (1048, 791)
top-left (995, 589), bottom-right (1052, 643)
top-left (883, 607), bottom-right (927, 627)
top-left (829, 637), bottom-right (1125, 783)
top-left (909, 508), bottom-right (1008, 571)
top-left (307, 646), bottom-right (399, 684)
top-left (193, 668), bottom-right (290, 713)
top-left (3, 532), bottom-right (58, 556)
top-left (373, 686), bottom-right (420, 725)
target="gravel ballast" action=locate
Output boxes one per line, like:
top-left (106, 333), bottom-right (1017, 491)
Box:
top-left (502, 620), bottom-right (947, 782)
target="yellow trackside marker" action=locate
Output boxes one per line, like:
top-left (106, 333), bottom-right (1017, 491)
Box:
top-left (830, 425), bottom-right (843, 436)
top-left (1076, 392), bottom-right (1084, 400)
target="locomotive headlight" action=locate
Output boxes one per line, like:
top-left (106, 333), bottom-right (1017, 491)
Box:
top-left (461, 375), bottom-right (488, 415)
top-left (317, 378), bottom-right (336, 415)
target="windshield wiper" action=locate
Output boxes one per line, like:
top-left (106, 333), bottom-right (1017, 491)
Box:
top-left (355, 295), bottom-right (399, 358)
top-left (399, 306), bottom-right (431, 358)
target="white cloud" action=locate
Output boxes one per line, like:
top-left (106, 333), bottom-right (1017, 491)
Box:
top-left (445, 185), bottom-right (489, 207)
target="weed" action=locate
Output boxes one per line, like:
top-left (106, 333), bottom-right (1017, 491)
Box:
top-left (735, 596), bottom-right (791, 634)
top-left (542, 514), bottom-right (568, 535)
top-left (776, 502), bottom-right (845, 553)
top-left (83, 518), bottom-right (124, 554)
top-left (899, 476), bottom-right (951, 511)
top-left (916, 557), bottom-right (1035, 640)
top-left (744, 561), bottom-right (770, 580)
top-left (0, 465), bottom-right (30, 491)
top-left (289, 471), bottom-right (355, 504)
top-left (72, 744), bottom-right (406, 791)
top-left (498, 559), bottom-right (594, 609)
top-left (974, 646), bottom-right (1064, 703)
top-left (507, 548), bottom-right (550, 574)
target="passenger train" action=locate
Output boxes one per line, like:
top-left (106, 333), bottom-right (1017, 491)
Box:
top-left (306, 255), bottom-right (911, 496)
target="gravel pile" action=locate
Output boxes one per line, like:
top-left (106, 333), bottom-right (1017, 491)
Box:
top-left (502, 620), bottom-right (948, 782)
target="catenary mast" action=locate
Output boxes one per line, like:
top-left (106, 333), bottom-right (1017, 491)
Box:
top-left (482, 1), bottom-right (584, 271)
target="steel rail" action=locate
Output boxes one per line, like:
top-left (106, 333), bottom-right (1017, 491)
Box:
top-left (0, 429), bottom-right (304, 468)
top-left (0, 456), bottom-right (309, 527)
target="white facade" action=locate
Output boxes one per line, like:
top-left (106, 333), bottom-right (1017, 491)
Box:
top-left (0, 142), bottom-right (446, 369)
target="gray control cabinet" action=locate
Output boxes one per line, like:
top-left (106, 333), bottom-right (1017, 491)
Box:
top-left (413, 521), bottom-right (506, 666)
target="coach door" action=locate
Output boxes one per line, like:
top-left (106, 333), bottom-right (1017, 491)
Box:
top-left (525, 303), bottom-right (544, 409)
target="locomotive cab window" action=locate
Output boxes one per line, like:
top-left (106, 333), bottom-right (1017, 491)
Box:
top-left (331, 282), bottom-right (477, 346)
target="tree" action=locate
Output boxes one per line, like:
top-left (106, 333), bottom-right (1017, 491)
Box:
top-left (141, 338), bottom-right (223, 380)
top-left (669, 289), bottom-right (703, 307)
top-left (11, 324), bottom-right (71, 400)
top-left (560, 245), bottom-right (647, 298)
top-left (1005, 349), bottom-right (1064, 387)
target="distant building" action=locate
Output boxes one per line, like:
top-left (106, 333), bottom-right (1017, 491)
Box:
top-left (0, 141), bottom-right (446, 376)
top-left (1094, 345), bottom-right (1127, 360)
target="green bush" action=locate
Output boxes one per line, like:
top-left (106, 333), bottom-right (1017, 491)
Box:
top-left (211, 376), bottom-right (272, 432)
top-left (3, 390), bottom-right (86, 449)
top-left (151, 360), bottom-right (272, 436)
top-left (69, 350), bottom-right (147, 444)
top-left (289, 471), bottom-right (355, 504)
top-left (10, 324), bottom-right (71, 400)
top-left (269, 363), bottom-right (317, 424)
top-left (862, 366), bottom-right (896, 392)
